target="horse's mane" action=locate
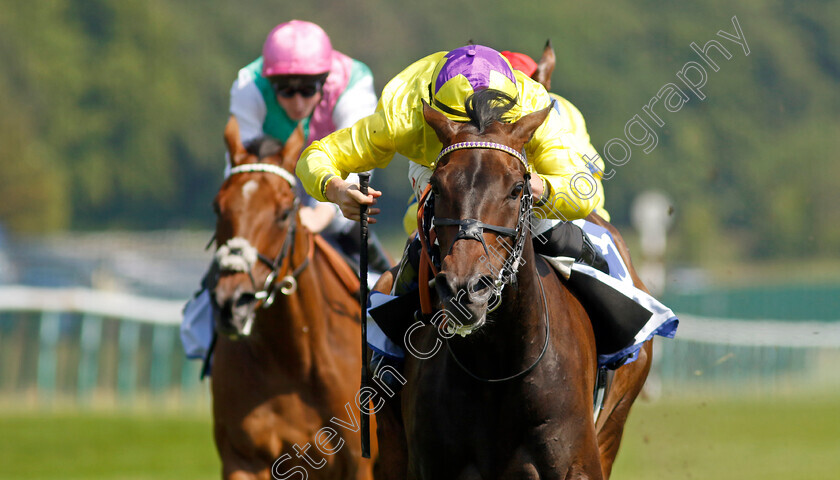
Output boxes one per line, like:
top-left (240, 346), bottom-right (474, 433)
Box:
top-left (244, 136), bottom-right (284, 160)
top-left (464, 89), bottom-right (517, 134)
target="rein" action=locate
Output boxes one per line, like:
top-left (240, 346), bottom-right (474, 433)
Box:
top-left (252, 201), bottom-right (314, 306)
top-left (215, 163), bottom-right (314, 310)
top-left (445, 272), bottom-right (550, 383)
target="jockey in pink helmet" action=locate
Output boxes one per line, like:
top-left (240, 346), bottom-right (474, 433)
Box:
top-left (227, 19), bottom-right (390, 266)
top-left (230, 20), bottom-right (377, 156)
top-left (182, 21), bottom-right (387, 362)
top-left (227, 20), bottom-right (382, 241)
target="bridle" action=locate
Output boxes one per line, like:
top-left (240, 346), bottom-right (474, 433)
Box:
top-left (422, 141), bottom-right (534, 301)
top-left (214, 163), bottom-right (313, 312)
top-left (419, 140), bottom-right (550, 382)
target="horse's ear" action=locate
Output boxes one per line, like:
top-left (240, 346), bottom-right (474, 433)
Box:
top-left (508, 103), bottom-right (553, 147)
top-left (532, 40), bottom-right (555, 91)
top-left (280, 124), bottom-right (305, 171)
top-left (422, 100), bottom-right (459, 144)
top-left (224, 115), bottom-right (248, 166)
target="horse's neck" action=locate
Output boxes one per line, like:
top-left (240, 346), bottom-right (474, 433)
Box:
top-left (498, 242), bottom-right (544, 333)
top-left (251, 227), bottom-right (329, 374)
top-left (456, 242), bottom-right (546, 370)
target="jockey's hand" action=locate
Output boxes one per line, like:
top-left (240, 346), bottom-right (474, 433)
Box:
top-left (325, 177), bottom-right (382, 223)
top-left (530, 174), bottom-right (545, 199)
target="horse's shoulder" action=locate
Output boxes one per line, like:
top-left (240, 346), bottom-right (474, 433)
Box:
top-left (312, 234), bottom-right (361, 303)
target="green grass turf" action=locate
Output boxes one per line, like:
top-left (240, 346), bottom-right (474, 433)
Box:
top-left (611, 394), bottom-right (840, 480)
top-left (0, 411), bottom-right (219, 480)
top-left (0, 394), bottom-right (838, 479)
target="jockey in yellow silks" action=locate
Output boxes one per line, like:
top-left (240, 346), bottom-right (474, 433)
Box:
top-left (296, 46), bottom-right (603, 226)
top-left (403, 90), bottom-right (610, 234)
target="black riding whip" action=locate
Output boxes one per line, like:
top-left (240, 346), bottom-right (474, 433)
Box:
top-left (358, 172), bottom-right (372, 458)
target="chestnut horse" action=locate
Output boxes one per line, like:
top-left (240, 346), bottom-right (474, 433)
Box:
top-left (210, 116), bottom-right (376, 480)
top-left (373, 93), bottom-right (651, 479)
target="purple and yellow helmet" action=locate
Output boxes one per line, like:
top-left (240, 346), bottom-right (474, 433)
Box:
top-left (430, 45), bottom-right (519, 121)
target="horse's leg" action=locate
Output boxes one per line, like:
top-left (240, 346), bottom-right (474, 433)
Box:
top-left (585, 213), bottom-right (654, 478)
top-left (215, 438), bottom-right (262, 480)
top-left (596, 342), bottom-right (652, 478)
top-left (370, 267), bottom-right (409, 480)
top-left (214, 412), bottom-right (277, 480)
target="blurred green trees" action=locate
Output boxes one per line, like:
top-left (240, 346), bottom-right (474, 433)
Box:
top-left (0, 0), bottom-right (837, 262)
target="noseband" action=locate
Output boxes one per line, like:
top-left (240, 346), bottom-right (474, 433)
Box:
top-left (426, 141), bottom-right (533, 297)
top-left (214, 163), bottom-right (312, 309)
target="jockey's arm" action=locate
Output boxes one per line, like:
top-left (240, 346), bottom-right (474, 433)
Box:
top-left (223, 75), bottom-right (267, 176)
top-left (332, 65), bottom-right (379, 130)
top-left (524, 93), bottom-right (603, 222)
top-left (229, 73), bottom-right (266, 146)
top-left (548, 93), bottom-right (610, 221)
top-left (313, 60), bottom-right (379, 232)
top-left (296, 107), bottom-right (400, 222)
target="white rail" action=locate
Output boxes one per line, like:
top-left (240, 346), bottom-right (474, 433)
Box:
top-left (0, 286), bottom-right (184, 325)
top-left (1, 286), bottom-right (838, 348)
top-left (676, 314), bottom-right (840, 348)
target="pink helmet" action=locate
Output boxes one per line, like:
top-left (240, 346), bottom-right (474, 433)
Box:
top-left (262, 20), bottom-right (333, 77)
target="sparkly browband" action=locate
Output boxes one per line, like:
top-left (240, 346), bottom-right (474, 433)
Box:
top-left (229, 163), bottom-right (297, 187)
top-left (435, 141), bottom-right (528, 168)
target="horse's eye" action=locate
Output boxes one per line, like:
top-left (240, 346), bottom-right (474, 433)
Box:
top-left (212, 201), bottom-right (221, 216)
top-left (430, 183), bottom-right (441, 196)
top-left (277, 208), bottom-right (293, 223)
top-left (510, 183), bottom-right (524, 198)
top-left (277, 207), bottom-right (295, 223)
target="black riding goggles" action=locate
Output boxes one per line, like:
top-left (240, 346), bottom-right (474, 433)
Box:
top-left (271, 80), bottom-right (323, 98)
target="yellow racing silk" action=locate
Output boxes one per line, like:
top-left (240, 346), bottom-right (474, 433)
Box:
top-left (547, 93), bottom-right (610, 221)
top-left (296, 51), bottom-right (603, 221)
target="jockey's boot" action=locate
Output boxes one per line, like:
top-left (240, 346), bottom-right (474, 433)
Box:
top-left (533, 221), bottom-right (609, 274)
top-left (368, 236), bottom-right (424, 392)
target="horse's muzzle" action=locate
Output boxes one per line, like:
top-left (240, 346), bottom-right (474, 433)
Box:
top-left (435, 272), bottom-right (495, 333)
top-left (213, 280), bottom-right (258, 339)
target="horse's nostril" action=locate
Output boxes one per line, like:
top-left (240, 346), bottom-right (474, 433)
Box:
top-left (469, 276), bottom-right (494, 295)
top-left (237, 292), bottom-right (257, 307)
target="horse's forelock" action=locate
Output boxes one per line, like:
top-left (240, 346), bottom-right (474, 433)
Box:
top-left (244, 136), bottom-right (284, 160)
top-left (464, 89), bottom-right (517, 134)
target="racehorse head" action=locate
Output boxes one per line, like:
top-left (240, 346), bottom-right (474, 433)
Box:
top-left (423, 91), bottom-right (552, 334)
top-left (211, 116), bottom-right (305, 338)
